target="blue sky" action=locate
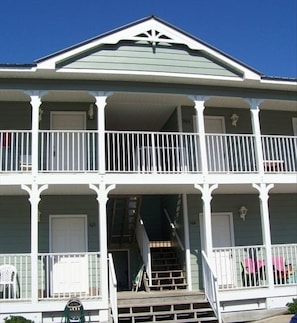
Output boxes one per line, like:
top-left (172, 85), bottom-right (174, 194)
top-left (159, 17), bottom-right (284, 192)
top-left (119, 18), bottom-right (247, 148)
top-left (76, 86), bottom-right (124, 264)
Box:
top-left (1, 0), bottom-right (296, 78)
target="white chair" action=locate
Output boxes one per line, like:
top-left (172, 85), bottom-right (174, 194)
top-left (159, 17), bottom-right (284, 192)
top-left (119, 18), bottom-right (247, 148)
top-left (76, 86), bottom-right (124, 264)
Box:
top-left (0, 264), bottom-right (19, 298)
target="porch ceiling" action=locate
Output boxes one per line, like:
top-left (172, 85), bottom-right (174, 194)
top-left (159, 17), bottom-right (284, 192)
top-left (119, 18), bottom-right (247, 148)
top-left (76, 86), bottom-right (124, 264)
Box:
top-left (0, 89), bottom-right (296, 131)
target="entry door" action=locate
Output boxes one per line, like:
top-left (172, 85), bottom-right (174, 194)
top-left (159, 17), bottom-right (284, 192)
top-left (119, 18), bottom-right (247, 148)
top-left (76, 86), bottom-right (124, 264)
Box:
top-left (50, 215), bottom-right (88, 294)
top-left (51, 112), bottom-right (86, 171)
top-left (204, 116), bottom-right (226, 172)
top-left (211, 213), bottom-right (235, 287)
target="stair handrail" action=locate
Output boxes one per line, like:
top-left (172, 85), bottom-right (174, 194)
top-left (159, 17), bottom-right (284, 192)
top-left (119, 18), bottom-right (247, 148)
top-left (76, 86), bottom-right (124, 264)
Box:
top-left (135, 217), bottom-right (152, 286)
top-left (108, 253), bottom-right (118, 323)
top-left (163, 208), bottom-right (184, 251)
top-left (201, 250), bottom-right (222, 323)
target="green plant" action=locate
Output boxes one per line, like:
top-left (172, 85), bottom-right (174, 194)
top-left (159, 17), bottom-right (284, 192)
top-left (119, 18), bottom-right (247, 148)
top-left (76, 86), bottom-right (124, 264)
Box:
top-left (287, 298), bottom-right (297, 314)
top-left (4, 316), bottom-right (34, 323)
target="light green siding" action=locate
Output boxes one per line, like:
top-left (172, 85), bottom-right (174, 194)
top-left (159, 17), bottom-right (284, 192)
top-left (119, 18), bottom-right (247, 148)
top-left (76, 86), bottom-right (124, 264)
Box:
top-left (39, 195), bottom-right (99, 252)
top-left (58, 41), bottom-right (243, 78)
top-left (0, 196), bottom-right (31, 253)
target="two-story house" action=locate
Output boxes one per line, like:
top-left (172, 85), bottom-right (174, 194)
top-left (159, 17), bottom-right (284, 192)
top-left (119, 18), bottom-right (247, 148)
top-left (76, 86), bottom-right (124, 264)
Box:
top-left (0, 16), bottom-right (296, 323)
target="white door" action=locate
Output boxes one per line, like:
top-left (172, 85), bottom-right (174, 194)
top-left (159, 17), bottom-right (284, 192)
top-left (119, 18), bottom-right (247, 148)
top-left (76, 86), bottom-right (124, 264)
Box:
top-left (51, 112), bottom-right (86, 171)
top-left (50, 215), bottom-right (88, 295)
top-left (204, 116), bottom-right (226, 172)
top-left (211, 213), bottom-right (235, 287)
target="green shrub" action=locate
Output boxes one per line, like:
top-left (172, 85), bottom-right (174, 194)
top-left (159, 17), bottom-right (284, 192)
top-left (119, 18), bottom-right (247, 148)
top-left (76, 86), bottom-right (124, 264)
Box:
top-left (287, 298), bottom-right (297, 314)
top-left (4, 316), bottom-right (34, 323)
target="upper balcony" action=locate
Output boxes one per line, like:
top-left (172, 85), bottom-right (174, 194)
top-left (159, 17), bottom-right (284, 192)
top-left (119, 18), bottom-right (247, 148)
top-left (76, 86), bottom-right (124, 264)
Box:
top-left (0, 130), bottom-right (296, 174)
top-left (0, 91), bottom-right (296, 180)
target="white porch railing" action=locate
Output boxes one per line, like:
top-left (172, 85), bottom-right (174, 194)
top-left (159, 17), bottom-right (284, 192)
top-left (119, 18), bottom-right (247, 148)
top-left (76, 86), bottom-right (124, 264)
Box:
top-left (212, 244), bottom-right (297, 291)
top-left (38, 252), bottom-right (100, 299)
top-left (1, 131), bottom-right (296, 174)
top-left (108, 253), bottom-right (118, 323)
top-left (201, 250), bottom-right (221, 323)
top-left (0, 253), bottom-right (31, 300)
top-left (262, 135), bottom-right (297, 172)
top-left (105, 131), bottom-right (201, 173)
top-left (205, 133), bottom-right (257, 173)
top-left (0, 131), bottom-right (32, 172)
top-left (135, 217), bottom-right (152, 286)
top-left (271, 244), bottom-right (297, 285)
top-left (39, 131), bottom-right (98, 172)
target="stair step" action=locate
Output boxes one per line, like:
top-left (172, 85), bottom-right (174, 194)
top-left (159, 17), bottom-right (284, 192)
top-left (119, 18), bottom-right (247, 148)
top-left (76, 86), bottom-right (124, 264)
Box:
top-left (152, 270), bottom-right (184, 278)
top-left (149, 283), bottom-right (187, 290)
top-left (151, 264), bottom-right (181, 271)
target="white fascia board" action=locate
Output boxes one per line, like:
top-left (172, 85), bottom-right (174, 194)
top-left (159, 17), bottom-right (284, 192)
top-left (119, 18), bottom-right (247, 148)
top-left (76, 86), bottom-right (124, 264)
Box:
top-left (0, 66), bottom-right (37, 73)
top-left (261, 78), bottom-right (297, 86)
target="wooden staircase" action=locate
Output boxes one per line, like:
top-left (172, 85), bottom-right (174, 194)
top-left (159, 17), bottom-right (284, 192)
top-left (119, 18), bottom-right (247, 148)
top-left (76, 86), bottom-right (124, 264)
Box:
top-left (146, 243), bottom-right (187, 291)
top-left (108, 196), bottom-right (141, 246)
top-left (117, 290), bottom-right (219, 322)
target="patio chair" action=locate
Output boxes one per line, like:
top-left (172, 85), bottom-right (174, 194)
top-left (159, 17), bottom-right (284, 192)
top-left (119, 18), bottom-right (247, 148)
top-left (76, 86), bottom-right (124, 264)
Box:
top-left (0, 264), bottom-right (19, 298)
top-left (272, 256), bottom-right (288, 284)
top-left (62, 298), bottom-right (85, 323)
top-left (241, 258), bottom-right (258, 286)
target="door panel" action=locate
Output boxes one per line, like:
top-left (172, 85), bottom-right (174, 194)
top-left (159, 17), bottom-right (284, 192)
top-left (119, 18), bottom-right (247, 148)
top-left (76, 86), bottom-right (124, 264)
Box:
top-left (205, 117), bottom-right (227, 172)
top-left (211, 213), bottom-right (235, 287)
top-left (50, 216), bottom-right (88, 295)
top-left (50, 112), bottom-right (86, 171)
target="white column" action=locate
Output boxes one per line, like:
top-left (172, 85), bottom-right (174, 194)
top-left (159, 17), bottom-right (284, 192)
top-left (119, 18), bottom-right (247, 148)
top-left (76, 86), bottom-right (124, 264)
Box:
top-left (89, 183), bottom-right (115, 322)
top-left (182, 193), bottom-right (192, 290)
top-left (194, 184), bottom-right (218, 257)
top-left (253, 183), bottom-right (275, 290)
top-left (25, 91), bottom-right (47, 176)
top-left (189, 96), bottom-right (209, 176)
top-left (245, 99), bottom-right (264, 175)
top-left (89, 92), bottom-right (112, 174)
top-left (22, 184), bottom-right (48, 304)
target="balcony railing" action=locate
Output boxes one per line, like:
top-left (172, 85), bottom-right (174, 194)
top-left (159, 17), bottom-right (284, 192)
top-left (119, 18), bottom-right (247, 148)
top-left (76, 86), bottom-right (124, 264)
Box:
top-left (38, 252), bottom-right (101, 300)
top-left (0, 131), bottom-right (32, 172)
top-left (212, 244), bottom-right (297, 291)
top-left (105, 131), bottom-right (201, 173)
top-left (262, 135), bottom-right (297, 172)
top-left (0, 253), bottom-right (31, 300)
top-left (0, 130), bottom-right (296, 174)
top-left (205, 134), bottom-right (257, 173)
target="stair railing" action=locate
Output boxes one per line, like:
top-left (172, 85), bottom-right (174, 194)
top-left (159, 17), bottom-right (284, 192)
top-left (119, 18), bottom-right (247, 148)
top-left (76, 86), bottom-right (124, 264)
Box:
top-left (135, 217), bottom-right (152, 286)
top-left (201, 250), bottom-right (222, 323)
top-left (163, 208), bottom-right (184, 251)
top-left (108, 253), bottom-right (118, 323)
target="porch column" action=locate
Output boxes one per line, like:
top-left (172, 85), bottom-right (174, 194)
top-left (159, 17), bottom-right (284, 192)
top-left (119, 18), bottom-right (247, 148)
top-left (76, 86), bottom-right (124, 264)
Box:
top-left (253, 183), bottom-right (275, 290)
top-left (189, 96), bottom-right (209, 176)
top-left (22, 184), bottom-right (48, 304)
top-left (89, 91), bottom-right (113, 174)
top-left (245, 99), bottom-right (264, 175)
top-left (89, 183), bottom-right (116, 322)
top-left (25, 91), bottom-right (47, 176)
top-left (194, 184), bottom-right (218, 257)
top-left (182, 193), bottom-right (192, 290)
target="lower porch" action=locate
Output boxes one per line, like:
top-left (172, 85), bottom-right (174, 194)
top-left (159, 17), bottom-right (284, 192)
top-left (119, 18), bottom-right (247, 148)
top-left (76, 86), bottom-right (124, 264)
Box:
top-left (211, 243), bottom-right (297, 315)
top-left (0, 243), bottom-right (296, 321)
